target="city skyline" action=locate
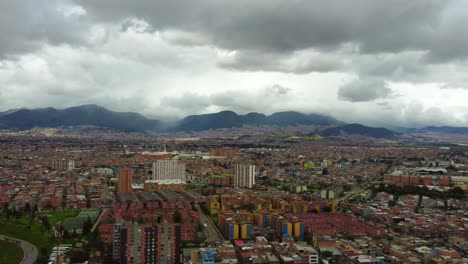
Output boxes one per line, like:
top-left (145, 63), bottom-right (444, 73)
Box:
top-left (1, 1), bottom-right (468, 127)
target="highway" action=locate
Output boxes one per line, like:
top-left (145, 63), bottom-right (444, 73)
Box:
top-left (195, 204), bottom-right (224, 242)
top-left (0, 235), bottom-right (38, 264)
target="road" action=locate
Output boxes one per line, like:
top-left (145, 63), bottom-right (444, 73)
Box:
top-left (337, 174), bottom-right (385, 202)
top-left (195, 204), bottom-right (224, 242)
top-left (91, 208), bottom-right (108, 232)
top-left (0, 235), bottom-right (38, 264)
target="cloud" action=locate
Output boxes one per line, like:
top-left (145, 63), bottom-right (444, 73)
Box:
top-left (267, 84), bottom-right (291, 95)
top-left (160, 30), bottom-right (212, 46)
top-left (75, 0), bottom-right (468, 62)
top-left (338, 79), bottom-right (393, 102)
top-left (159, 84), bottom-right (295, 117)
top-left (218, 49), bottom-right (345, 74)
top-left (0, 0), bottom-right (89, 58)
top-left (1, 0), bottom-right (468, 128)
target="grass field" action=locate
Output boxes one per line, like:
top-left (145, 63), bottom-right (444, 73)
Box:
top-left (0, 209), bottom-right (79, 258)
top-left (63, 209), bottom-right (100, 232)
top-left (0, 215), bottom-right (53, 253)
top-left (45, 209), bottom-right (80, 225)
top-left (0, 239), bottom-right (24, 264)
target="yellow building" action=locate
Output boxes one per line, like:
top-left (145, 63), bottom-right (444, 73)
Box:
top-left (225, 222), bottom-right (239, 240)
top-left (240, 223), bottom-right (251, 239)
top-left (209, 198), bottom-right (220, 216)
top-left (280, 202), bottom-right (291, 213)
top-left (281, 221), bottom-right (293, 236)
top-left (293, 222), bottom-right (304, 238)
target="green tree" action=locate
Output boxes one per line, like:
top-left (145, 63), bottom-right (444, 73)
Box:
top-left (173, 210), bottom-right (182, 223)
top-left (82, 216), bottom-right (93, 235)
top-left (2, 204), bottom-right (9, 219)
top-left (451, 187), bottom-right (465, 199)
top-left (41, 216), bottom-right (51, 230)
top-left (24, 202), bottom-right (31, 213)
top-left (321, 250), bottom-right (333, 259)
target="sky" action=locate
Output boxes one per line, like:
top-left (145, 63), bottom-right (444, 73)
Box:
top-left (0, 0), bottom-right (468, 127)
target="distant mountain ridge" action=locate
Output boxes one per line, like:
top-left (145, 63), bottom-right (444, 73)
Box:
top-left (2, 105), bottom-right (466, 139)
top-left (0, 104), bottom-right (159, 132)
top-left (318, 124), bottom-right (400, 139)
top-left (172, 110), bottom-right (341, 131)
top-left (0, 108), bottom-right (27, 117)
top-left (406, 126), bottom-right (468, 134)
top-left (0, 105), bottom-right (340, 132)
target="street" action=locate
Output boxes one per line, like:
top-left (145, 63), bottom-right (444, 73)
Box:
top-left (0, 235), bottom-right (38, 264)
top-left (195, 204), bottom-right (224, 242)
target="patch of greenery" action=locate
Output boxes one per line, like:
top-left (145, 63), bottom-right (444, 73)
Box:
top-left (0, 209), bottom-right (81, 261)
top-left (212, 173), bottom-right (234, 178)
top-left (0, 239), bottom-right (24, 264)
top-left (270, 131), bottom-right (293, 137)
top-left (0, 215), bottom-right (54, 254)
top-left (63, 210), bottom-right (100, 232)
top-left (45, 209), bottom-right (79, 225)
top-left (288, 134), bottom-right (324, 141)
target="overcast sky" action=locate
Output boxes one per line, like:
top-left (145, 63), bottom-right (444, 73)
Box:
top-left (1, 0), bottom-right (468, 127)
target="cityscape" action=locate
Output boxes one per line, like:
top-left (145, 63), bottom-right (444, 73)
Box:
top-left (1, 1), bottom-right (468, 264)
top-left (0, 127), bottom-right (466, 263)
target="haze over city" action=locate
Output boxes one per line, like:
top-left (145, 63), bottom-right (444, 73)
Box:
top-left (1, 0), bottom-right (468, 127)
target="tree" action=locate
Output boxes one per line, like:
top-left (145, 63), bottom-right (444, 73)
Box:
top-left (13, 207), bottom-right (21, 219)
top-left (63, 229), bottom-right (70, 240)
top-left (41, 216), bottom-right (51, 230)
top-left (245, 203), bottom-right (256, 212)
top-left (321, 205), bottom-right (332, 213)
top-left (173, 210), bottom-right (182, 223)
top-left (2, 203), bottom-right (10, 219)
top-left (66, 249), bottom-right (89, 263)
top-left (321, 250), bottom-right (333, 259)
top-left (24, 202), bottom-right (31, 213)
top-left (82, 216), bottom-right (93, 235)
top-left (451, 187), bottom-right (465, 199)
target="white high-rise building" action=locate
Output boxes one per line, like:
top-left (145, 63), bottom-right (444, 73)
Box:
top-left (235, 164), bottom-right (256, 188)
top-left (151, 160), bottom-right (186, 182)
top-left (52, 159), bottom-right (75, 172)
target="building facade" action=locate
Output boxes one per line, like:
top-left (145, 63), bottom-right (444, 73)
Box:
top-left (118, 167), bottom-right (133, 193)
top-left (151, 160), bottom-right (186, 183)
top-left (52, 159), bottom-right (75, 171)
top-left (112, 220), bottom-right (181, 264)
top-left (235, 164), bottom-right (256, 188)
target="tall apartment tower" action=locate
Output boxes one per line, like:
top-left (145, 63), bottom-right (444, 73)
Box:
top-left (235, 164), bottom-right (256, 188)
top-left (52, 159), bottom-right (75, 172)
top-left (151, 160), bottom-right (186, 182)
top-left (113, 220), bottom-right (181, 264)
top-left (118, 167), bottom-right (133, 193)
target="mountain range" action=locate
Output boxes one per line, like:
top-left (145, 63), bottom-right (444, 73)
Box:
top-left (173, 110), bottom-right (341, 131)
top-left (1, 104), bottom-right (467, 139)
top-left (0, 105), bottom-right (159, 132)
top-left (318, 124), bottom-right (399, 139)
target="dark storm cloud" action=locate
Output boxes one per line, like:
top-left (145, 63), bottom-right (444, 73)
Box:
top-left (338, 79), bottom-right (393, 102)
top-left (0, 0), bottom-right (88, 58)
top-left (1, 0), bottom-right (468, 127)
top-left (76, 0), bottom-right (468, 62)
top-left (354, 52), bottom-right (427, 80)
